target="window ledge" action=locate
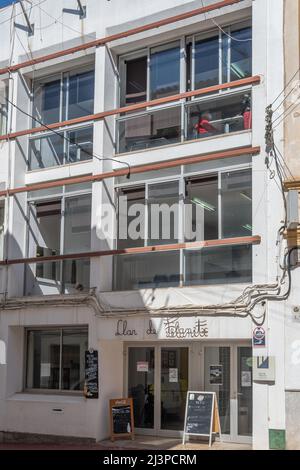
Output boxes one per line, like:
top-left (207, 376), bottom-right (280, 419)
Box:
top-left (7, 393), bottom-right (86, 404)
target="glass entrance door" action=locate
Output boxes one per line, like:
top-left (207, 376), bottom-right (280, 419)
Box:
top-left (128, 347), bottom-right (155, 430)
top-left (204, 344), bottom-right (252, 443)
top-left (127, 345), bottom-right (189, 435)
top-left (160, 347), bottom-right (189, 431)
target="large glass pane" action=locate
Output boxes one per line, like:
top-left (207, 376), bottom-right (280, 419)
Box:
top-left (161, 347), bottom-right (189, 431)
top-left (29, 133), bottom-right (64, 170)
top-left (150, 42), bottom-right (180, 100)
top-left (67, 126), bottom-right (93, 163)
top-left (125, 56), bottom-right (147, 105)
top-left (128, 347), bottom-right (155, 429)
top-left (186, 92), bottom-right (252, 141)
top-left (117, 186), bottom-right (145, 250)
top-left (33, 79), bottom-right (61, 125)
top-left (34, 200), bottom-right (61, 281)
top-left (63, 258), bottom-right (90, 292)
top-left (221, 169), bottom-right (252, 238)
top-left (62, 328), bottom-right (88, 391)
top-left (118, 106), bottom-right (181, 153)
top-left (114, 251), bottom-right (180, 290)
top-left (0, 84), bottom-right (8, 135)
top-left (185, 176), bottom-right (218, 241)
top-left (204, 346), bottom-right (231, 435)
top-left (66, 70), bottom-right (95, 120)
top-left (237, 346), bottom-right (253, 436)
top-left (64, 194), bottom-right (91, 254)
top-left (184, 245), bottom-right (252, 286)
top-left (148, 180), bottom-right (179, 246)
top-left (26, 330), bottom-right (61, 390)
top-left (230, 27), bottom-right (252, 81)
top-left (0, 201), bottom-right (4, 259)
top-left (194, 35), bottom-right (219, 89)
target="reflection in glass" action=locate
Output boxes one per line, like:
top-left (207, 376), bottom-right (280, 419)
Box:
top-left (221, 169), bottom-right (252, 238)
top-left (230, 28), bottom-right (252, 81)
top-left (128, 348), bottom-right (155, 429)
top-left (62, 329), bottom-right (88, 391)
top-left (204, 346), bottom-right (231, 435)
top-left (114, 251), bottom-right (180, 291)
top-left (67, 126), bottom-right (93, 163)
top-left (184, 245), bottom-right (252, 286)
top-left (194, 35), bottom-right (219, 89)
top-left (66, 71), bottom-right (95, 119)
top-left (148, 180), bottom-right (179, 246)
top-left (150, 42), bottom-right (180, 100)
top-left (29, 133), bottom-right (64, 169)
top-left (185, 176), bottom-right (218, 241)
top-left (26, 330), bottom-right (61, 389)
top-left (161, 348), bottom-right (189, 431)
top-left (238, 347), bottom-right (253, 436)
top-left (33, 79), bottom-right (61, 126)
top-left (118, 105), bottom-right (181, 153)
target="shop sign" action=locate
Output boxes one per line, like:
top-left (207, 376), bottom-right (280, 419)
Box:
top-left (209, 365), bottom-right (223, 385)
top-left (169, 368), bottom-right (178, 383)
top-left (253, 356), bottom-right (275, 382)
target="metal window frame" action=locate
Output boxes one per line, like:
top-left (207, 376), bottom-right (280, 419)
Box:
top-left (24, 326), bottom-right (88, 394)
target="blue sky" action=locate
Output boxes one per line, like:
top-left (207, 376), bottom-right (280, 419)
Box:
top-left (0, 0), bottom-right (16, 9)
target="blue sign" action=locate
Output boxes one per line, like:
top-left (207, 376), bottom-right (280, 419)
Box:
top-left (253, 327), bottom-right (266, 347)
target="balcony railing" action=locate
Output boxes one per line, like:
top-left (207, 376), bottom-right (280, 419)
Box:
top-left (116, 90), bottom-right (252, 154)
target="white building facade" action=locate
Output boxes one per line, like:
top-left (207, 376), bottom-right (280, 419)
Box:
top-left (0, 0), bottom-right (296, 450)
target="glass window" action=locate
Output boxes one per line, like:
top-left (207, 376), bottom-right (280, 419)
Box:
top-left (230, 27), bottom-right (252, 81)
top-left (194, 35), bottom-right (219, 89)
top-left (148, 180), bottom-right (179, 246)
top-left (67, 126), bottom-right (93, 163)
top-left (117, 186), bottom-right (145, 250)
top-left (33, 69), bottom-right (94, 126)
top-left (64, 194), bottom-right (91, 254)
top-left (66, 70), bottom-right (95, 120)
top-left (0, 200), bottom-right (5, 260)
top-left (150, 42), bottom-right (181, 100)
top-left (193, 26), bottom-right (252, 90)
top-left (125, 56), bottom-right (147, 105)
top-left (0, 83), bottom-right (8, 135)
top-left (184, 245), bottom-right (252, 286)
top-left (221, 169), bottom-right (252, 238)
top-left (185, 176), bottom-right (218, 241)
top-left (26, 327), bottom-right (88, 392)
top-left (34, 79), bottom-right (61, 125)
top-left (29, 133), bottom-right (64, 170)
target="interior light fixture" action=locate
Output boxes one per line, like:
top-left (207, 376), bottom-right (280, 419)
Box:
top-left (242, 224), bottom-right (252, 232)
top-left (240, 192), bottom-right (252, 202)
top-left (191, 197), bottom-right (216, 212)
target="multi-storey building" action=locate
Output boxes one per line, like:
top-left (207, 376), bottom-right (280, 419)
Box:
top-left (0, 0), bottom-right (296, 450)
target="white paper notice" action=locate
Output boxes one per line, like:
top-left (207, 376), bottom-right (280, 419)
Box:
top-left (40, 363), bottom-right (51, 377)
top-left (137, 361), bottom-right (149, 372)
top-left (169, 368), bottom-right (178, 383)
top-left (241, 371), bottom-right (252, 387)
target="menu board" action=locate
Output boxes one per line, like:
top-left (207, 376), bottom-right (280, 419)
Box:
top-left (182, 391), bottom-right (221, 446)
top-left (85, 350), bottom-right (99, 399)
top-left (109, 398), bottom-right (134, 441)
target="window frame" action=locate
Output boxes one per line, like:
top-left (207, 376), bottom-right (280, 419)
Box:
top-left (25, 184), bottom-right (92, 294)
top-left (114, 160), bottom-right (252, 290)
top-left (24, 326), bottom-right (89, 395)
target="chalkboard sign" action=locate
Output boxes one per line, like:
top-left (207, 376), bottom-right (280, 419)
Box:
top-left (109, 398), bottom-right (134, 441)
top-left (84, 350), bottom-right (99, 399)
top-left (182, 391), bottom-right (221, 447)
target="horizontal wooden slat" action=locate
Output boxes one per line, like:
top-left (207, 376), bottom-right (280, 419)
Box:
top-left (0, 0), bottom-right (241, 77)
top-left (0, 145), bottom-right (260, 198)
top-left (0, 236), bottom-right (261, 267)
top-left (0, 75), bottom-right (260, 142)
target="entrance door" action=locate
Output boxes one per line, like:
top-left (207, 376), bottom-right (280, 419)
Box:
top-left (203, 344), bottom-right (252, 443)
top-left (127, 345), bottom-right (189, 436)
